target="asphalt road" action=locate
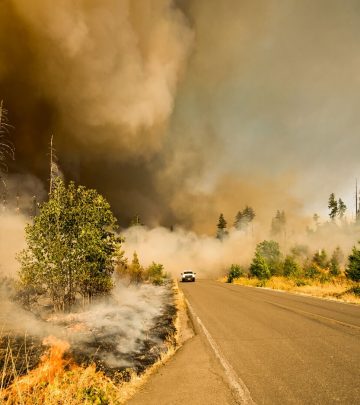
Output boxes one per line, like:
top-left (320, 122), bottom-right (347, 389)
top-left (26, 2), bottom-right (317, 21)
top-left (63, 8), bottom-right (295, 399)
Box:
top-left (181, 280), bottom-right (360, 405)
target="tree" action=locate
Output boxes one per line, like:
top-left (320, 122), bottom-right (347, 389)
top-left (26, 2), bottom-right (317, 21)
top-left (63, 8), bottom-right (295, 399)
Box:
top-left (338, 198), bottom-right (347, 219)
top-left (234, 211), bottom-right (244, 230)
top-left (128, 252), bottom-right (144, 284)
top-left (130, 214), bottom-right (143, 227)
top-left (249, 253), bottom-right (271, 280)
top-left (313, 249), bottom-right (328, 268)
top-left (234, 206), bottom-right (255, 230)
top-left (345, 243), bottom-right (360, 282)
top-left (216, 213), bottom-right (228, 240)
top-left (0, 100), bottom-right (15, 196)
top-left (313, 213), bottom-right (320, 228)
top-left (18, 178), bottom-right (122, 311)
top-left (271, 210), bottom-right (286, 237)
top-left (328, 193), bottom-right (338, 220)
top-left (283, 255), bottom-right (301, 277)
top-left (227, 264), bottom-right (244, 283)
top-left (255, 240), bottom-right (282, 275)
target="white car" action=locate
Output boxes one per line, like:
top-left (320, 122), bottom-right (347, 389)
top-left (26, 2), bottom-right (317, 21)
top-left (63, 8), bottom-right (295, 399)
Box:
top-left (181, 270), bottom-right (196, 282)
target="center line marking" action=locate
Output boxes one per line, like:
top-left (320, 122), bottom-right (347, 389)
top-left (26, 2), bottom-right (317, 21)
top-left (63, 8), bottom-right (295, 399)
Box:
top-left (185, 298), bottom-right (255, 405)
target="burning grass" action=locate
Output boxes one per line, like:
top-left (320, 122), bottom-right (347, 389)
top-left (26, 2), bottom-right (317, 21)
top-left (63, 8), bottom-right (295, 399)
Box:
top-left (221, 276), bottom-right (360, 304)
top-left (1, 336), bottom-right (123, 404)
top-left (0, 281), bottom-right (179, 404)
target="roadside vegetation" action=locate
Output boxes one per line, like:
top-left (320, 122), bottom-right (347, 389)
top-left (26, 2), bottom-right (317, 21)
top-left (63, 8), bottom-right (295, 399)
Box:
top-left (0, 118), bottom-right (173, 403)
top-left (224, 240), bottom-right (360, 303)
top-left (221, 194), bottom-right (360, 304)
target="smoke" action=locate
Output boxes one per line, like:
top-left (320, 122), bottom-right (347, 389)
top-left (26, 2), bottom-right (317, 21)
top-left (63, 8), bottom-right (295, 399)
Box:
top-left (0, 275), bottom-right (172, 369)
top-left (1, 0), bottom-right (360, 231)
top-left (1, 0), bottom-right (193, 155)
top-left (122, 221), bottom-right (359, 278)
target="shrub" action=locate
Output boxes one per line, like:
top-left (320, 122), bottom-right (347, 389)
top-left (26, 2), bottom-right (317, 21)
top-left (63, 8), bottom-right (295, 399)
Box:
top-left (227, 264), bottom-right (244, 283)
top-left (146, 262), bottom-right (167, 285)
top-left (304, 262), bottom-right (321, 279)
top-left (283, 255), bottom-right (301, 278)
top-left (254, 240), bottom-right (282, 276)
top-left (249, 253), bottom-right (271, 280)
top-left (313, 249), bottom-right (328, 268)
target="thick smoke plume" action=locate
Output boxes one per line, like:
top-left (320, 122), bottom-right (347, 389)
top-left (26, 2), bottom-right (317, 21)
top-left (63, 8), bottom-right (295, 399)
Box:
top-left (1, 0), bottom-right (360, 232)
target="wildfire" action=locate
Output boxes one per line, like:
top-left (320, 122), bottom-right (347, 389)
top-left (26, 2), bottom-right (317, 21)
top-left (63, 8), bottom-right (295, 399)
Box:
top-left (1, 335), bottom-right (76, 403)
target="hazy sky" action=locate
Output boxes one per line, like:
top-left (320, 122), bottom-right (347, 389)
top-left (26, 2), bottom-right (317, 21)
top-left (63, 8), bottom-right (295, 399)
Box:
top-left (1, 0), bottom-right (360, 231)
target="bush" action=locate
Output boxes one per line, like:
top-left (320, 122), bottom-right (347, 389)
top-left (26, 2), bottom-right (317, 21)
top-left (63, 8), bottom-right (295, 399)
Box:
top-left (255, 240), bottom-right (282, 276)
top-left (304, 262), bottom-right (321, 279)
top-left (249, 253), bottom-right (271, 280)
top-left (146, 262), bottom-right (167, 285)
top-left (283, 256), bottom-right (301, 278)
top-left (227, 264), bottom-right (244, 283)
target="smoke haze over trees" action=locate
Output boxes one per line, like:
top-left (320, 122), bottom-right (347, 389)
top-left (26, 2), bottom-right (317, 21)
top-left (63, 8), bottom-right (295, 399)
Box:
top-left (1, 1), bottom-right (360, 232)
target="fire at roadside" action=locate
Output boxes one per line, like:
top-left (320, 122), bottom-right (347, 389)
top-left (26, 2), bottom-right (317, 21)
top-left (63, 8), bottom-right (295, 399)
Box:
top-left (0, 279), bottom-right (177, 390)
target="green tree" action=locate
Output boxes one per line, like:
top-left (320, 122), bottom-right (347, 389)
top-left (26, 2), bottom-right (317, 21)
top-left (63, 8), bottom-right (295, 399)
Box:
top-left (226, 264), bottom-right (244, 283)
top-left (255, 240), bottom-right (282, 275)
top-left (234, 211), bottom-right (244, 230)
top-left (146, 262), bottom-right (167, 285)
top-left (328, 193), bottom-right (338, 220)
top-left (249, 253), bottom-right (271, 280)
top-left (283, 255), bottom-right (301, 277)
top-left (18, 178), bottom-right (122, 311)
top-left (129, 252), bottom-right (144, 284)
top-left (338, 198), bottom-right (347, 219)
top-left (345, 243), bottom-right (360, 282)
top-left (216, 213), bottom-right (228, 240)
top-left (329, 247), bottom-right (343, 276)
top-left (234, 206), bottom-right (255, 230)
top-left (313, 249), bottom-right (328, 268)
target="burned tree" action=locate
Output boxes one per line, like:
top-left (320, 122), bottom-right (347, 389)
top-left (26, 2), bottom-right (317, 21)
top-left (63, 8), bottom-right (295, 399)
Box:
top-left (18, 178), bottom-right (123, 311)
top-left (0, 100), bottom-right (15, 207)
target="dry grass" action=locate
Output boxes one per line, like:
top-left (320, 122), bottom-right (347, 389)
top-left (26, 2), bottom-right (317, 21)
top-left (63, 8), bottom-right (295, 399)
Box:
top-left (1, 282), bottom-right (183, 404)
top-left (223, 276), bottom-right (360, 304)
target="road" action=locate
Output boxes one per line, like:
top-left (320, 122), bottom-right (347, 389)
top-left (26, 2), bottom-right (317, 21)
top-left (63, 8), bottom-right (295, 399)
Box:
top-left (181, 280), bottom-right (360, 404)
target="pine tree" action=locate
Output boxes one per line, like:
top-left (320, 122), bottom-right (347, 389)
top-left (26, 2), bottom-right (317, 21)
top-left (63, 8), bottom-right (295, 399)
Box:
top-left (216, 213), bottom-right (228, 240)
top-left (338, 198), bottom-right (346, 219)
top-left (129, 252), bottom-right (144, 284)
top-left (271, 210), bottom-right (286, 237)
top-left (234, 206), bottom-right (256, 231)
top-left (345, 243), bottom-right (360, 282)
top-left (328, 193), bottom-right (338, 220)
top-left (234, 211), bottom-right (244, 230)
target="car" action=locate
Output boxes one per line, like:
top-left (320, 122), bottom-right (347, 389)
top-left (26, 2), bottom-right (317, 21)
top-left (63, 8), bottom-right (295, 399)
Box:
top-left (181, 270), bottom-right (196, 282)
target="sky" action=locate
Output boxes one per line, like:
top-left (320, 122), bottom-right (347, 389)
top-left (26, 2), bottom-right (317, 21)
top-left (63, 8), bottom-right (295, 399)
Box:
top-left (1, 0), bottom-right (360, 233)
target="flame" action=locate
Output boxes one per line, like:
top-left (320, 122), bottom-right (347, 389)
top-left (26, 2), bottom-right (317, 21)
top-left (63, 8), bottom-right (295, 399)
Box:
top-left (2, 335), bottom-right (76, 400)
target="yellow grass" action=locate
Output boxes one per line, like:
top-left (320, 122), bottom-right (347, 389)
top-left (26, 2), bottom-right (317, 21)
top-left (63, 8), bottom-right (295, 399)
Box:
top-left (1, 282), bottom-right (183, 405)
top-left (223, 276), bottom-right (360, 304)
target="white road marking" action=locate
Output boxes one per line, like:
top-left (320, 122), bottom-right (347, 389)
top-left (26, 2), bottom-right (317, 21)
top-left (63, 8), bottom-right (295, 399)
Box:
top-left (185, 298), bottom-right (255, 405)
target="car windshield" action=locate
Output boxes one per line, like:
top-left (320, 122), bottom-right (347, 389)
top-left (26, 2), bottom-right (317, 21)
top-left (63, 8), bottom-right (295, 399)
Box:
top-left (184, 271), bottom-right (193, 274)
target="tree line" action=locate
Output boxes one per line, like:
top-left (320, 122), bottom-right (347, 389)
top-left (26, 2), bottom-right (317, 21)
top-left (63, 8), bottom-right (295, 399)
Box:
top-left (226, 239), bottom-right (360, 288)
